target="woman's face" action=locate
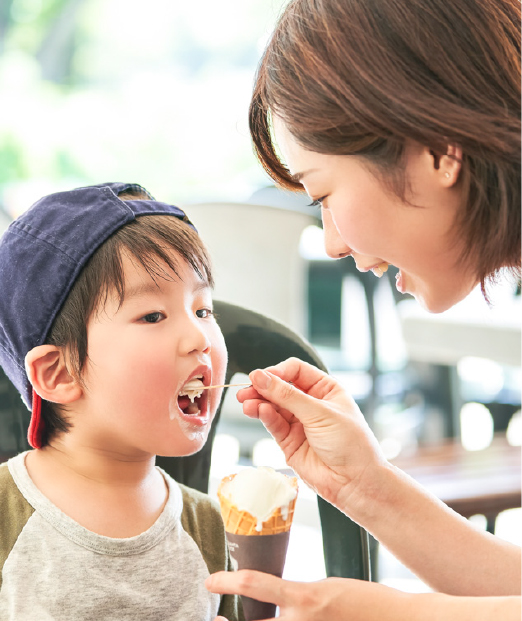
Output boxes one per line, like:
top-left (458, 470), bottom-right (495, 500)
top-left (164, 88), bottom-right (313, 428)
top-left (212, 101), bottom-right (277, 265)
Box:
top-left (274, 117), bottom-right (477, 313)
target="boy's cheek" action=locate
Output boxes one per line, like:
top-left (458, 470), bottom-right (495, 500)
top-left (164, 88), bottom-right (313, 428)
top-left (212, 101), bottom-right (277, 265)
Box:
top-left (208, 337), bottom-right (227, 413)
top-left (212, 340), bottom-right (227, 383)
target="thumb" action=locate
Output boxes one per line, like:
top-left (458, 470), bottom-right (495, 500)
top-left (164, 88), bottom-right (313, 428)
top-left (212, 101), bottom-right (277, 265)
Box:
top-left (249, 369), bottom-right (315, 420)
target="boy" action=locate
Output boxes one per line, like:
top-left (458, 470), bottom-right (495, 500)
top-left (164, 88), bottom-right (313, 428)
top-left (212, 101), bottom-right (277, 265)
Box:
top-left (0, 182), bottom-right (244, 620)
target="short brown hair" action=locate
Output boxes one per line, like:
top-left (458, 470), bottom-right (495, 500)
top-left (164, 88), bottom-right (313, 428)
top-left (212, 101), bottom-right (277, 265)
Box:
top-left (250, 0), bottom-right (521, 287)
top-left (41, 190), bottom-right (213, 445)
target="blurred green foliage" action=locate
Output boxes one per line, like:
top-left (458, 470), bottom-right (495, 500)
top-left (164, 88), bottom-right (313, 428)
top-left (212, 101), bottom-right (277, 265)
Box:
top-left (0, 0), bottom-right (285, 212)
top-left (0, 135), bottom-right (27, 183)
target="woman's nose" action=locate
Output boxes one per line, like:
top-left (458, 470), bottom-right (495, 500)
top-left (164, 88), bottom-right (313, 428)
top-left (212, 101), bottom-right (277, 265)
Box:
top-left (322, 209), bottom-right (351, 259)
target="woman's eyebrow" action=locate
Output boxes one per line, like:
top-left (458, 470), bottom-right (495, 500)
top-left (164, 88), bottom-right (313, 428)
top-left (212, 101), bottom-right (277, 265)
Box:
top-left (291, 168), bottom-right (318, 182)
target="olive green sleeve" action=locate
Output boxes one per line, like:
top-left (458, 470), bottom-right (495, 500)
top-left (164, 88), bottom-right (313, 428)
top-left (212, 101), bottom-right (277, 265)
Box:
top-left (179, 483), bottom-right (245, 621)
top-left (0, 462), bottom-right (35, 590)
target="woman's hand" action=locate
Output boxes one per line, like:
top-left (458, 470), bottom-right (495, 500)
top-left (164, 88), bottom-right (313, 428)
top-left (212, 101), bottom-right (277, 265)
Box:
top-left (206, 570), bottom-right (409, 621)
top-left (207, 571), bottom-right (522, 621)
top-left (236, 359), bottom-right (522, 599)
top-left (236, 358), bottom-right (386, 510)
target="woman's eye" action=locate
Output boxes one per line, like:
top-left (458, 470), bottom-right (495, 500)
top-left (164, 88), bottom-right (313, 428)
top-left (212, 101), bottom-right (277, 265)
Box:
top-left (196, 308), bottom-right (213, 319)
top-left (142, 311), bottom-right (164, 323)
top-left (308, 195), bottom-right (328, 210)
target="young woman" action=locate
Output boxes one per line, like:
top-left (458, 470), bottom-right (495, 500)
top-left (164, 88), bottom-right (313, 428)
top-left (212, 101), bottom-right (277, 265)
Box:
top-left (206, 0), bottom-right (521, 618)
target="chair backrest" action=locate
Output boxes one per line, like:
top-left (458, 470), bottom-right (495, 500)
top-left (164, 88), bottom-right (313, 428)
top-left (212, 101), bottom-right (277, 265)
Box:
top-left (182, 202), bottom-right (314, 335)
top-left (157, 300), bottom-right (371, 581)
top-left (0, 367), bottom-right (31, 459)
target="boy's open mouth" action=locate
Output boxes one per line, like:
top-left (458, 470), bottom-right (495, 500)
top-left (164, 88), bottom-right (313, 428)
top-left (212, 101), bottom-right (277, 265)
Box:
top-left (177, 376), bottom-right (206, 416)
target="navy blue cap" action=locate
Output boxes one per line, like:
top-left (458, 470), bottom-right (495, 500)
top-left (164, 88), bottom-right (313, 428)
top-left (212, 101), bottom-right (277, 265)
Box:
top-left (0, 182), bottom-right (196, 448)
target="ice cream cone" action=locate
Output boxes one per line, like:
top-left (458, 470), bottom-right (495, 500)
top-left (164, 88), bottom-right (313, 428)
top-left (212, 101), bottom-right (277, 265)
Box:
top-left (217, 473), bottom-right (298, 535)
top-left (217, 470), bottom-right (299, 621)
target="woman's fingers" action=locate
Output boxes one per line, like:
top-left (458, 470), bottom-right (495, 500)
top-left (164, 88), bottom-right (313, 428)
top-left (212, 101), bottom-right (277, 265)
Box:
top-left (247, 368), bottom-right (330, 427)
top-left (206, 570), bottom-right (288, 607)
top-left (237, 358), bottom-right (338, 419)
top-left (264, 358), bottom-right (332, 395)
top-left (238, 358), bottom-right (332, 401)
top-left (236, 386), bottom-right (263, 403)
top-left (236, 359), bottom-right (350, 463)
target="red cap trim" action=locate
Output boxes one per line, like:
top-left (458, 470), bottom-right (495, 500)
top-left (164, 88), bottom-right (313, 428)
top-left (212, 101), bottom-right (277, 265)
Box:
top-left (28, 389), bottom-right (44, 449)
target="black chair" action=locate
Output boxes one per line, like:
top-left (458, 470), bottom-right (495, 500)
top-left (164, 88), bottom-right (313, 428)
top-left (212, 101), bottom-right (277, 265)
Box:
top-left (0, 368), bottom-right (31, 459)
top-left (157, 300), bottom-right (371, 581)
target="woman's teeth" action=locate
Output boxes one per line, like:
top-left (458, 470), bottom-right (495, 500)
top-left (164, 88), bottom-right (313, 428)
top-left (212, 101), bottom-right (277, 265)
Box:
top-left (373, 262), bottom-right (389, 278)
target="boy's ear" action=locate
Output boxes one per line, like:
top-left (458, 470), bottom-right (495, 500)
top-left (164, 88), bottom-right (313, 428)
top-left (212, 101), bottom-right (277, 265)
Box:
top-left (25, 345), bottom-right (83, 405)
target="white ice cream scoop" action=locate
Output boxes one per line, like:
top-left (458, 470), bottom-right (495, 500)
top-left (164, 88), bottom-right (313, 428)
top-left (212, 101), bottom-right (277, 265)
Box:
top-left (221, 466), bottom-right (298, 529)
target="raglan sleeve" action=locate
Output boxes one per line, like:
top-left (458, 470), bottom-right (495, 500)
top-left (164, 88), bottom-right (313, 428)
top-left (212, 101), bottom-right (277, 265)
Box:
top-left (0, 461), bottom-right (35, 591)
top-left (179, 483), bottom-right (245, 621)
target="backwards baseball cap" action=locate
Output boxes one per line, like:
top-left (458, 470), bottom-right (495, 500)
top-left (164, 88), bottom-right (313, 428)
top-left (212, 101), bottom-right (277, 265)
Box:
top-left (0, 182), bottom-right (196, 449)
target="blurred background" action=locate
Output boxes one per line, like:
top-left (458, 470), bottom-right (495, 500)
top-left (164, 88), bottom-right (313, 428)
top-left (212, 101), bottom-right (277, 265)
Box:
top-left (0, 0), bottom-right (520, 593)
top-left (0, 0), bottom-right (281, 212)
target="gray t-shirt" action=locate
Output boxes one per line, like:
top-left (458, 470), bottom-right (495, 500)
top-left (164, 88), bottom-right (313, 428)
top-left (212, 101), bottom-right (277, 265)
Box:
top-left (0, 452), bottom-right (243, 621)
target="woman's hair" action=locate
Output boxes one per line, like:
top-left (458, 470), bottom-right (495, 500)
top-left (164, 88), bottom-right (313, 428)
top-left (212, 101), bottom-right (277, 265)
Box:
top-left (40, 189), bottom-right (213, 445)
top-left (250, 0), bottom-right (521, 286)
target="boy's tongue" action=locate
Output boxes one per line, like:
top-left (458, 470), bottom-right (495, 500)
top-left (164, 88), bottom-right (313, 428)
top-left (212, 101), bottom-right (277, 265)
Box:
top-left (178, 396), bottom-right (201, 415)
top-left (178, 396), bottom-right (192, 410)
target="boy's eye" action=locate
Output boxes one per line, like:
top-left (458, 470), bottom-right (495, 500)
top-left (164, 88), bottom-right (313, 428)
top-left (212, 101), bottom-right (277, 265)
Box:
top-left (142, 312), bottom-right (164, 323)
top-left (196, 308), bottom-right (213, 319)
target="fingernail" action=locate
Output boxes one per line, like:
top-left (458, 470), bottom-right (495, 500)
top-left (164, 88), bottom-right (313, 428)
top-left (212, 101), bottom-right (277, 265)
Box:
top-left (252, 369), bottom-right (271, 389)
top-left (205, 575), bottom-right (213, 589)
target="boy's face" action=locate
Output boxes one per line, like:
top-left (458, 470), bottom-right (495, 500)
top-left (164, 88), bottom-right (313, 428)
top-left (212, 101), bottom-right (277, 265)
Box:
top-left (77, 250), bottom-right (227, 458)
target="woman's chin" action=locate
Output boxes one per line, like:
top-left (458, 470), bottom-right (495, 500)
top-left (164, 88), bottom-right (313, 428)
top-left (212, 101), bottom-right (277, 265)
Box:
top-left (406, 273), bottom-right (476, 314)
top-left (415, 288), bottom-right (469, 314)
top-left (416, 296), bottom-right (448, 314)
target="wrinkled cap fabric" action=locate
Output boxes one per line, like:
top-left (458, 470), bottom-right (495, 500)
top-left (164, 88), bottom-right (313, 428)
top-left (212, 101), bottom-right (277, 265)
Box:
top-left (0, 182), bottom-right (196, 448)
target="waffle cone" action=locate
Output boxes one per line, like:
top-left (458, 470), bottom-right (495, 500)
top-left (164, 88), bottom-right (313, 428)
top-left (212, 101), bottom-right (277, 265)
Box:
top-left (218, 473), bottom-right (298, 536)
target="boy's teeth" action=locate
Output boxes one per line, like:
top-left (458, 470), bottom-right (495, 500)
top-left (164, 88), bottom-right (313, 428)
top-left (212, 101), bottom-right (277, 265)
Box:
top-left (179, 377), bottom-right (205, 402)
top-left (183, 377), bottom-right (204, 389)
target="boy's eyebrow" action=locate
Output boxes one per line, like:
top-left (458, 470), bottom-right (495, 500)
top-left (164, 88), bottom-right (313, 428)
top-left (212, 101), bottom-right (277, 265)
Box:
top-left (122, 281), bottom-right (163, 302)
top-left (123, 279), bottom-right (211, 302)
top-left (193, 280), bottom-right (211, 294)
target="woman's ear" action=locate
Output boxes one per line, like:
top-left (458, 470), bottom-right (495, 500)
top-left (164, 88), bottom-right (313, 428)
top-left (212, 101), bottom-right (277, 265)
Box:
top-left (429, 144), bottom-right (463, 187)
top-left (25, 345), bottom-right (83, 405)
top-left (440, 144), bottom-right (462, 187)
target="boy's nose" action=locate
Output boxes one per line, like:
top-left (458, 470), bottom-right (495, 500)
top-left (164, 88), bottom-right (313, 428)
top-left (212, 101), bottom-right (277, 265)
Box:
top-left (179, 317), bottom-right (211, 355)
top-left (322, 209), bottom-right (351, 259)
